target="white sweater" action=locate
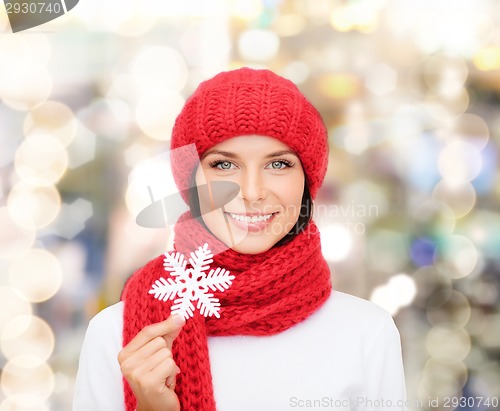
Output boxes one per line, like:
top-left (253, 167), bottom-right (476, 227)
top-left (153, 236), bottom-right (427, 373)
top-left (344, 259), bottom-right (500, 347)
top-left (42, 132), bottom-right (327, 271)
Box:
top-left (73, 290), bottom-right (408, 411)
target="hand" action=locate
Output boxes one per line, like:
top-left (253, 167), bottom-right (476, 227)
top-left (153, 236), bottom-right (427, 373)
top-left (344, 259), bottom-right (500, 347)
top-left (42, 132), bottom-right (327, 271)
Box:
top-left (118, 314), bottom-right (186, 411)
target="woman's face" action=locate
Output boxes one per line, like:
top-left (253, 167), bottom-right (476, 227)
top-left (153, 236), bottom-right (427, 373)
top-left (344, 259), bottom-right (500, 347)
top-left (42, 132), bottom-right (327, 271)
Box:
top-left (195, 135), bottom-right (305, 254)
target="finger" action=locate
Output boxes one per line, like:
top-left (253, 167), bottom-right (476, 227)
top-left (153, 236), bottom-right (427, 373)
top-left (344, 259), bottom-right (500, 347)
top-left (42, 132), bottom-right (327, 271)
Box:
top-left (123, 349), bottom-right (176, 389)
top-left (149, 356), bottom-right (178, 388)
top-left (162, 315), bottom-right (186, 349)
top-left (166, 364), bottom-right (181, 390)
top-left (124, 336), bottom-right (172, 369)
top-left (131, 347), bottom-right (173, 379)
top-left (140, 336), bottom-right (173, 361)
top-left (124, 315), bottom-right (185, 354)
top-left (165, 375), bottom-right (176, 390)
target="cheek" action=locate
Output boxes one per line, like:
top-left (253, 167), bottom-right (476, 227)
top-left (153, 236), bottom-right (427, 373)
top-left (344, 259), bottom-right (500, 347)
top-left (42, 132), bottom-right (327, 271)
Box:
top-left (274, 175), bottom-right (304, 213)
top-left (194, 166), bottom-right (206, 186)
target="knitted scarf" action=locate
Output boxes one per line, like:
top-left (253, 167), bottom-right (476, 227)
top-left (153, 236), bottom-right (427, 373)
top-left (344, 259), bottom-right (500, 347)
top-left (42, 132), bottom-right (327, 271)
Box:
top-left (121, 210), bottom-right (332, 410)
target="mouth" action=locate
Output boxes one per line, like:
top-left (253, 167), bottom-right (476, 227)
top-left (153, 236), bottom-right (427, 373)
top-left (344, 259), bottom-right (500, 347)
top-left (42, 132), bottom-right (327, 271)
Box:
top-left (223, 211), bottom-right (279, 232)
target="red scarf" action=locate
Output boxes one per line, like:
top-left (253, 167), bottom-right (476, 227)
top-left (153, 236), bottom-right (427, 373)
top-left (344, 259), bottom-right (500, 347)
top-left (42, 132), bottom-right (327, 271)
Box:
top-left (121, 210), bottom-right (332, 410)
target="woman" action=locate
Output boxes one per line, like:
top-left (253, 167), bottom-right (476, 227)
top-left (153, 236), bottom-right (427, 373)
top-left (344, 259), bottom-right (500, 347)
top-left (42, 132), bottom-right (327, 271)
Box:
top-left (73, 67), bottom-right (407, 411)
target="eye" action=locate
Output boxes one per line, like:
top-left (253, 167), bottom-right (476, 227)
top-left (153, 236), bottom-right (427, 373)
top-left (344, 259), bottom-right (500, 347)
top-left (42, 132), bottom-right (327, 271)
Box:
top-left (209, 160), bottom-right (234, 170)
top-left (268, 160), bottom-right (295, 170)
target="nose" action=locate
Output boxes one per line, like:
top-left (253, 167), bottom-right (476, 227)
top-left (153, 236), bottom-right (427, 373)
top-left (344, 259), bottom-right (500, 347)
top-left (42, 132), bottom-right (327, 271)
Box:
top-left (238, 170), bottom-right (267, 202)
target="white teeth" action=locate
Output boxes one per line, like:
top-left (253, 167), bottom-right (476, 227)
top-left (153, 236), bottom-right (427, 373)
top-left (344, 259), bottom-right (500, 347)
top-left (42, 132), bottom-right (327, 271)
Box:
top-left (228, 213), bottom-right (274, 223)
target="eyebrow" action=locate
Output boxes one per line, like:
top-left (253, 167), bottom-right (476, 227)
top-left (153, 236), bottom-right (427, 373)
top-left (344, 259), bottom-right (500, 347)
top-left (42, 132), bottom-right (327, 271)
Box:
top-left (201, 149), bottom-right (298, 160)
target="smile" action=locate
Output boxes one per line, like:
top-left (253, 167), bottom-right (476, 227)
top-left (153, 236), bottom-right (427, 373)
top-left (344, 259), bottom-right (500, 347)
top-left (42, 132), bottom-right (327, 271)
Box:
top-left (227, 212), bottom-right (275, 223)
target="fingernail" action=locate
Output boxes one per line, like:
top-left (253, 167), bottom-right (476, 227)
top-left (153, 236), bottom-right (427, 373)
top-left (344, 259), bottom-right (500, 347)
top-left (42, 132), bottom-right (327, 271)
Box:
top-left (176, 366), bottom-right (181, 374)
top-left (172, 314), bottom-right (186, 327)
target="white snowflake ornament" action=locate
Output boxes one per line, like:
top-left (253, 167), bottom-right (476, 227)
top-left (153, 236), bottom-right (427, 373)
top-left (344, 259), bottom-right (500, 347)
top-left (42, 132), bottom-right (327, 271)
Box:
top-left (148, 243), bottom-right (235, 320)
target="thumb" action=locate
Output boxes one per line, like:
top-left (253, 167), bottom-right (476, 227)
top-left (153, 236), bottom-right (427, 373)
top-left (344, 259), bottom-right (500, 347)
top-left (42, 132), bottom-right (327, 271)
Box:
top-left (163, 314), bottom-right (186, 348)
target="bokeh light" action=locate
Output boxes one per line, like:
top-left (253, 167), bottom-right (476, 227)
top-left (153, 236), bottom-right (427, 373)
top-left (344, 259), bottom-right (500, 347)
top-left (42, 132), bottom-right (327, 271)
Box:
top-left (131, 46), bottom-right (188, 94)
top-left (367, 230), bottom-right (409, 273)
top-left (426, 289), bottom-right (471, 329)
top-left (0, 399), bottom-right (50, 411)
top-left (1, 1), bottom-right (500, 409)
top-left (411, 200), bottom-right (456, 240)
top-left (369, 273), bottom-right (416, 315)
top-left (229, 0), bottom-right (263, 20)
top-left (126, 155), bottom-right (179, 217)
top-left (23, 101), bottom-right (78, 148)
top-left (0, 208), bottom-right (36, 260)
top-left (422, 54), bottom-right (468, 98)
top-left (1, 69), bottom-right (53, 112)
top-left (272, 14), bottom-right (306, 37)
top-left (8, 249), bottom-right (63, 302)
top-left (0, 358), bottom-right (55, 406)
top-left (438, 140), bottom-right (482, 184)
top-left (445, 113), bottom-right (490, 150)
top-left (238, 29), bottom-right (280, 62)
top-left (0, 34), bottom-right (51, 86)
top-left (418, 357), bottom-right (468, 400)
top-left (14, 134), bottom-right (68, 187)
top-left (7, 183), bottom-right (61, 230)
top-left (434, 235), bottom-right (480, 279)
top-left (318, 73), bottom-right (361, 100)
top-left (320, 223), bottom-right (353, 262)
top-left (1, 316), bottom-right (55, 365)
top-left (473, 46), bottom-right (500, 71)
top-left (426, 325), bottom-right (471, 362)
top-left (412, 265), bottom-right (452, 309)
top-left (134, 93), bottom-right (185, 141)
top-left (432, 179), bottom-right (476, 219)
top-left (77, 98), bottom-right (131, 141)
top-left (74, 0), bottom-right (155, 35)
top-left (0, 287), bottom-right (32, 335)
top-left (476, 313), bottom-right (500, 349)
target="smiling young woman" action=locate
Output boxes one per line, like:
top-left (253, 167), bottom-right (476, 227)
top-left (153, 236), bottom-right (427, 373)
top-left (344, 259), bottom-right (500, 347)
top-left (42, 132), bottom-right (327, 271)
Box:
top-left (73, 67), bottom-right (407, 411)
top-left (192, 134), bottom-right (307, 254)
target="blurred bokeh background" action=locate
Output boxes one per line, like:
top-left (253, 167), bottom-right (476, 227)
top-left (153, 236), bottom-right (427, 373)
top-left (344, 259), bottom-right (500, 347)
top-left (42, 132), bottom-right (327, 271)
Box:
top-left (0, 0), bottom-right (499, 410)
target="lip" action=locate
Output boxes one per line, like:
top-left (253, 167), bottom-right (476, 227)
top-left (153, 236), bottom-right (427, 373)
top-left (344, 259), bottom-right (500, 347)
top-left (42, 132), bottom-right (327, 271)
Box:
top-left (224, 211), bottom-right (278, 233)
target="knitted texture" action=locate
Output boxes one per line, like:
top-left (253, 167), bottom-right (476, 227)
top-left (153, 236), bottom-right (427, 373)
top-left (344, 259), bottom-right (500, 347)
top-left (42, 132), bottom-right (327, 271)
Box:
top-left (121, 210), bottom-right (332, 411)
top-left (170, 67), bottom-right (329, 202)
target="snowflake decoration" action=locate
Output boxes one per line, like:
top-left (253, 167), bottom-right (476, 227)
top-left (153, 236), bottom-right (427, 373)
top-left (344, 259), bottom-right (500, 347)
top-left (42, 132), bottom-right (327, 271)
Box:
top-left (148, 243), bottom-right (235, 320)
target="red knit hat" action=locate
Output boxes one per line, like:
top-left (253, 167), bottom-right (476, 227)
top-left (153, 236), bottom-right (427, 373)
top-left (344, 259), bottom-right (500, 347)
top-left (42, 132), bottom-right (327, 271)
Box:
top-left (170, 67), bottom-right (329, 201)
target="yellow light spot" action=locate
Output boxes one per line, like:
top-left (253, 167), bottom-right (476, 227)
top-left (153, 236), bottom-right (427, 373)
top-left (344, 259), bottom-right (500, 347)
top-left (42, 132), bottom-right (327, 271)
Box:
top-left (318, 74), bottom-right (361, 99)
top-left (230, 0), bottom-right (263, 20)
top-left (473, 47), bottom-right (500, 71)
top-left (273, 14), bottom-right (306, 37)
top-left (330, 7), bottom-right (353, 32)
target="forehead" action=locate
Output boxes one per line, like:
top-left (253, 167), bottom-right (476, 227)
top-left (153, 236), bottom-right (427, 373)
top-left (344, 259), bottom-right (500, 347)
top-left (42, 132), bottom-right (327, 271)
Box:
top-left (209, 135), bottom-right (294, 152)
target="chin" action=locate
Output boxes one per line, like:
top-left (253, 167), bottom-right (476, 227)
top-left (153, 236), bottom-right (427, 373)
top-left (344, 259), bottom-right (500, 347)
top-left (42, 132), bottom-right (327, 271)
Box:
top-left (202, 211), bottom-right (288, 254)
top-left (229, 241), bottom-right (275, 255)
